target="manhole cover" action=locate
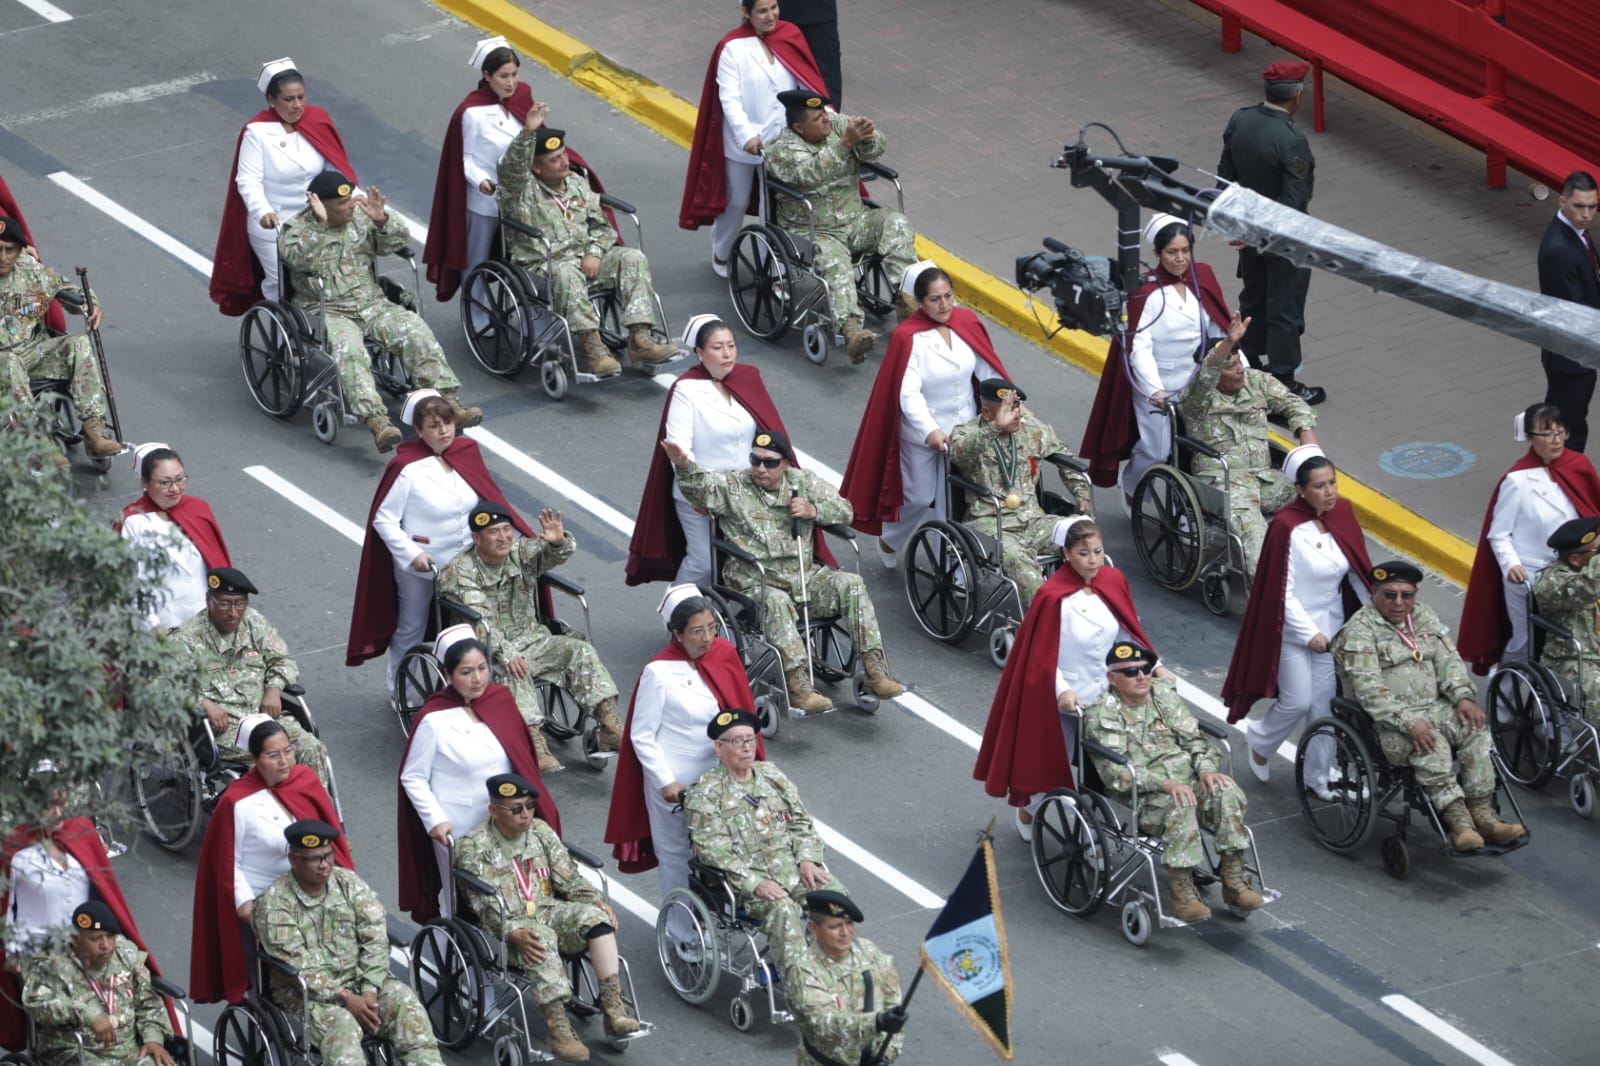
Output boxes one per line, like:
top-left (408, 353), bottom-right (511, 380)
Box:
top-left (1378, 441), bottom-right (1475, 480)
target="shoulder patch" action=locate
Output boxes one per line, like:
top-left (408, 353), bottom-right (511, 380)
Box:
top-left (1290, 156), bottom-right (1309, 178)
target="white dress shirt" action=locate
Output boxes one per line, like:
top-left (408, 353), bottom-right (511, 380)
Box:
top-left (400, 707), bottom-right (512, 836)
top-left (629, 659), bottom-right (724, 793)
top-left (1055, 589), bottom-right (1127, 707)
top-left (121, 511), bottom-right (207, 630)
top-left (5, 844), bottom-right (89, 954)
top-left (236, 121), bottom-right (332, 225)
top-left (665, 378), bottom-right (759, 503)
top-left (1126, 285), bottom-right (1221, 397)
top-left (1488, 466), bottom-right (1579, 577)
top-left (717, 36), bottom-right (801, 161)
top-left (898, 327), bottom-right (1000, 446)
top-left (1283, 521), bottom-right (1364, 647)
top-left (373, 458), bottom-right (479, 571)
top-left (461, 102), bottom-right (520, 217)
top-left (231, 789), bottom-right (294, 908)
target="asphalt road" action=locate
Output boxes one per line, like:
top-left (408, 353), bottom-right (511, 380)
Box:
top-left (2, 1), bottom-right (1593, 1064)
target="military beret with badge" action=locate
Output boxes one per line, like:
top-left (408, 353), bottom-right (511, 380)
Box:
top-left (1547, 516), bottom-right (1600, 555)
top-left (469, 500), bottom-right (514, 529)
top-left (487, 772), bottom-right (540, 801)
top-left (207, 567), bottom-right (259, 596)
top-left (706, 708), bottom-right (762, 739)
top-left (533, 129), bottom-right (567, 157)
top-left (72, 900), bottom-right (121, 935)
top-left (285, 818), bottom-right (342, 850)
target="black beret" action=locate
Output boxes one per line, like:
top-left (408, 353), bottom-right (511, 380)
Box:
top-left (750, 429), bottom-right (792, 461)
top-left (0, 217), bottom-right (26, 247)
top-left (207, 567), bottom-right (259, 596)
top-left (979, 379), bottom-right (1026, 405)
top-left (469, 500), bottom-right (514, 530)
top-left (1368, 560), bottom-right (1424, 586)
top-left (308, 170), bottom-right (354, 202)
top-left (1548, 517), bottom-right (1600, 554)
top-left (805, 890), bottom-right (863, 922)
top-left (707, 708), bottom-right (762, 740)
top-left (533, 129), bottom-right (566, 157)
top-left (778, 89), bottom-right (830, 111)
top-left (487, 772), bottom-right (539, 800)
top-left (285, 818), bottom-right (341, 850)
top-left (72, 900), bottom-right (120, 935)
top-left (1106, 640), bottom-right (1155, 666)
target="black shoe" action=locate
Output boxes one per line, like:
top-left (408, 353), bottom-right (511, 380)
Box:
top-left (1278, 377), bottom-right (1326, 405)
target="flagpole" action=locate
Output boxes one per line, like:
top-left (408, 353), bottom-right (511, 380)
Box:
top-left (865, 968), bottom-right (922, 1066)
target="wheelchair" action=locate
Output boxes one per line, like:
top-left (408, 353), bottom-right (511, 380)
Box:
top-left (1295, 695), bottom-right (1531, 879)
top-left (1030, 713), bottom-right (1279, 946)
top-left (238, 250), bottom-right (419, 445)
top-left (903, 453), bottom-right (1088, 669)
top-left (1486, 602), bottom-right (1600, 817)
top-left (389, 570), bottom-right (612, 771)
top-left (407, 843), bottom-right (651, 1063)
top-left (128, 687), bottom-right (342, 852)
top-left (692, 584), bottom-right (792, 739)
top-left (2, 963), bottom-right (193, 1066)
top-left (654, 858), bottom-right (790, 1032)
top-left (725, 161), bottom-right (902, 365)
top-left (15, 286), bottom-right (124, 475)
top-left (456, 169), bottom-right (679, 401)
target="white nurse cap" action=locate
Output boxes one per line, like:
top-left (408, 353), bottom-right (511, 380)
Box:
top-left (470, 36), bottom-right (512, 70)
top-left (257, 58), bottom-right (299, 95)
top-left (1281, 443), bottom-right (1326, 484)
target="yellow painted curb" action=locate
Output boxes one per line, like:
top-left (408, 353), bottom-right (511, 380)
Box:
top-left (433, 0), bottom-right (1476, 587)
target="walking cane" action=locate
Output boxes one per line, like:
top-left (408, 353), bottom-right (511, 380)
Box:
top-left (791, 486), bottom-right (813, 690)
top-left (75, 266), bottom-right (122, 444)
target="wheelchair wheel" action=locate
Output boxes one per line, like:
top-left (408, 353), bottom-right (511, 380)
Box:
top-left (988, 625), bottom-right (1016, 670)
top-left (460, 261), bottom-right (535, 377)
top-left (1487, 665), bottom-right (1561, 788)
top-left (215, 1001), bottom-right (286, 1066)
top-left (1296, 718), bottom-right (1377, 854)
top-left (492, 1035), bottom-right (523, 1066)
top-left (1120, 900), bottom-right (1152, 947)
top-left (311, 401), bottom-right (339, 445)
top-left (540, 685), bottom-right (585, 742)
top-left (393, 646), bottom-right (446, 737)
top-left (902, 522), bottom-right (979, 643)
top-left (1131, 465), bottom-right (1204, 592)
top-left (1571, 771), bottom-right (1595, 818)
top-left (727, 226), bottom-right (793, 340)
top-left (801, 322), bottom-right (829, 366)
top-left (1380, 835), bottom-right (1410, 880)
top-left (655, 887), bottom-right (720, 1005)
top-left (540, 358), bottom-right (568, 402)
top-left (239, 303), bottom-right (304, 419)
top-left (1030, 790), bottom-right (1109, 917)
top-left (753, 691), bottom-right (782, 739)
top-left (129, 735), bottom-right (202, 852)
top-left (854, 254), bottom-right (894, 319)
top-left (1201, 571), bottom-right (1231, 616)
top-left (409, 920), bottom-right (485, 1051)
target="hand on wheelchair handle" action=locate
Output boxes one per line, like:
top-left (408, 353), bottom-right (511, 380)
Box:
top-left (259, 213), bottom-right (279, 230)
top-left (875, 1007), bottom-right (908, 1035)
top-left (411, 552), bottom-right (435, 573)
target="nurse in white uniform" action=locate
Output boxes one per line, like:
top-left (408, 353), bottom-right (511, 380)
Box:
top-left (458, 38), bottom-right (531, 326)
top-left (4, 766), bottom-right (89, 958)
top-left (226, 717), bottom-right (301, 918)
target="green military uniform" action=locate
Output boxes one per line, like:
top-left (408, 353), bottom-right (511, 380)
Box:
top-left (1083, 678), bottom-right (1250, 869)
top-left (785, 938), bottom-right (902, 1066)
top-left (453, 816), bottom-right (608, 1006)
top-left (0, 257), bottom-right (109, 421)
top-left (252, 867), bottom-right (441, 1066)
top-left (1533, 555), bottom-right (1600, 721)
top-left (277, 206), bottom-right (460, 420)
top-left (436, 533), bottom-right (618, 734)
top-left (23, 942), bottom-right (171, 1066)
top-left (764, 115), bottom-right (915, 327)
top-left (947, 411), bottom-right (1092, 607)
top-left (1332, 602), bottom-right (1496, 809)
top-left (169, 606), bottom-right (332, 789)
top-left (496, 129), bottom-right (657, 334)
top-left (685, 761), bottom-right (845, 965)
top-left (1174, 339), bottom-right (1316, 578)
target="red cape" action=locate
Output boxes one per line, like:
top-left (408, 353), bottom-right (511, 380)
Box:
top-left (679, 22), bottom-right (824, 231)
top-left (346, 438), bottom-right (532, 667)
top-left (117, 493), bottom-right (232, 569)
top-left (422, 82), bottom-right (609, 302)
top-left (1, 818), bottom-right (175, 1047)
top-left (189, 766), bottom-right (351, 1004)
top-left (1221, 499), bottom-right (1372, 722)
top-left (840, 308), bottom-right (1009, 535)
top-left (1458, 447), bottom-right (1600, 673)
top-left (1080, 263), bottom-right (1230, 488)
top-left (974, 565), bottom-right (1154, 801)
top-left (602, 637), bottom-right (761, 873)
top-left (396, 684), bottom-right (561, 923)
top-left (209, 106), bottom-right (358, 317)
top-left (0, 174), bottom-right (66, 334)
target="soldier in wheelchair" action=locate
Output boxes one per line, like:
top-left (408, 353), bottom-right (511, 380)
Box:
top-left (1530, 518), bottom-right (1600, 715)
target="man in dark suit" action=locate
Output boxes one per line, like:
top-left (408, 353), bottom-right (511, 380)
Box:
top-left (780, 0), bottom-right (841, 108)
top-left (1538, 170), bottom-right (1600, 451)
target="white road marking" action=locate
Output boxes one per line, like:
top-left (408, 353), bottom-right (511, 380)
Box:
top-left (4, 73), bottom-right (213, 126)
top-left (814, 819), bottom-right (945, 908)
top-left (12, 0), bottom-right (70, 23)
top-left (243, 466), bottom-right (365, 544)
top-left (466, 427), bottom-right (638, 535)
top-left (893, 690), bottom-right (981, 750)
top-left (1157, 1053), bottom-right (1204, 1066)
top-left (389, 209), bottom-right (429, 244)
top-left (47, 172), bottom-right (214, 277)
top-left (378, 19), bottom-right (459, 45)
top-left (1381, 995), bottom-right (1517, 1066)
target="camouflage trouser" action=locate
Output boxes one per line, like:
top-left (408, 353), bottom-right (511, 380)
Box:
top-left (501, 631), bottom-right (619, 731)
top-left (217, 705), bottom-right (334, 794)
top-left (1193, 468), bottom-right (1295, 582)
top-left (740, 871), bottom-right (847, 971)
top-left (547, 246), bottom-right (657, 334)
top-left (1134, 778), bottom-right (1250, 870)
top-left (303, 977), bottom-right (441, 1066)
top-left (7, 333), bottom-right (108, 419)
top-left (736, 567), bottom-right (882, 674)
top-left (1545, 653), bottom-right (1600, 728)
top-left (811, 209), bottom-right (916, 325)
top-left (35, 1032), bottom-right (159, 1066)
top-left (1377, 705), bottom-right (1496, 810)
top-left (992, 517), bottom-right (1059, 609)
top-left (323, 304), bottom-right (460, 420)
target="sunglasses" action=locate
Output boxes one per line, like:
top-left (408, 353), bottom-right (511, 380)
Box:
top-left (1110, 663), bottom-right (1156, 677)
top-left (748, 454), bottom-right (784, 469)
top-left (495, 801), bottom-right (537, 815)
top-left (1379, 590), bottom-right (1416, 601)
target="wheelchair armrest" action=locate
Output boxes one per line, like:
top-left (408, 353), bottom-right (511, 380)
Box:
top-left (1176, 435), bottom-right (1221, 462)
top-left (500, 217), bottom-right (544, 241)
top-left (150, 975), bottom-right (187, 1001)
top-left (598, 193), bottom-right (636, 215)
top-left (1044, 452), bottom-right (1089, 474)
top-left (859, 160), bottom-right (899, 182)
top-left (1330, 696), bottom-right (1362, 716)
top-left (819, 523), bottom-right (857, 541)
top-left (1082, 738), bottom-right (1128, 766)
top-left (259, 952), bottom-right (299, 980)
top-left (1531, 613), bottom-right (1576, 645)
top-left (1196, 718), bottom-right (1229, 741)
top-left (566, 843), bottom-right (604, 870)
top-left (948, 469), bottom-right (996, 500)
top-left (452, 868), bottom-right (499, 898)
top-left (283, 684), bottom-right (306, 697)
top-left (438, 598), bottom-right (482, 625)
top-left (53, 288), bottom-right (85, 310)
top-left (713, 537), bottom-right (760, 567)
top-left (538, 572), bottom-right (586, 599)
top-left (394, 247), bottom-right (415, 261)
top-left (385, 916), bottom-right (414, 950)
top-left (765, 175), bottom-right (807, 202)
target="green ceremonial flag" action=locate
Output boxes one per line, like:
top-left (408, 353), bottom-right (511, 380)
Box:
top-left (919, 836), bottom-right (1013, 1060)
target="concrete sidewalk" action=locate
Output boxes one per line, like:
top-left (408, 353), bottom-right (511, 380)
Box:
top-left (499, 0), bottom-right (1553, 575)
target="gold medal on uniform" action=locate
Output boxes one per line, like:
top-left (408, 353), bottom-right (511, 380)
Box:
top-left (525, 900), bottom-right (537, 918)
top-left (511, 854), bottom-right (537, 919)
top-left (1413, 649), bottom-right (1424, 662)
top-left (1003, 494), bottom-right (1021, 511)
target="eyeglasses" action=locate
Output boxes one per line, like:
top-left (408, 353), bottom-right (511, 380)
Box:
top-left (1379, 590), bottom-right (1417, 601)
top-left (718, 734), bottom-right (759, 748)
top-left (151, 476), bottom-right (187, 490)
top-left (494, 801), bottom-right (537, 815)
top-left (292, 851), bottom-right (335, 867)
top-left (681, 625), bottom-right (718, 638)
top-left (257, 747), bottom-right (295, 763)
top-left (1110, 663), bottom-right (1156, 677)
top-left (748, 454), bottom-right (783, 469)
top-left (208, 597), bottom-right (250, 613)
top-left (1529, 429), bottom-right (1568, 441)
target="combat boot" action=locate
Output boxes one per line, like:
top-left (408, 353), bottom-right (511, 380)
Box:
top-left (1467, 797), bottom-right (1526, 845)
top-left (626, 325), bottom-right (679, 364)
top-left (1219, 852), bottom-right (1265, 912)
top-left (785, 667), bottom-right (834, 716)
top-left (540, 1001), bottom-right (590, 1062)
top-left (597, 974), bottom-right (641, 1038)
top-left (894, 291), bottom-right (917, 322)
top-left (594, 698), bottom-right (623, 753)
top-left (1439, 799), bottom-right (1484, 851)
top-left (532, 727), bottom-right (564, 774)
top-left (1166, 867), bottom-right (1212, 923)
top-left (363, 414), bottom-right (402, 452)
top-left (842, 317), bottom-right (877, 364)
top-left (79, 417), bottom-right (122, 458)
top-left (438, 390), bottom-right (483, 429)
top-left (861, 649), bottom-right (904, 699)
top-left (575, 331), bottom-right (621, 377)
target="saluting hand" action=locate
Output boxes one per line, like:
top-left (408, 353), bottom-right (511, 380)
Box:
top-left (1226, 311), bottom-right (1250, 346)
top-left (356, 187), bottom-right (389, 225)
top-left (524, 101), bottom-right (551, 131)
top-left (538, 507), bottom-right (565, 544)
top-left (307, 191), bottom-right (327, 224)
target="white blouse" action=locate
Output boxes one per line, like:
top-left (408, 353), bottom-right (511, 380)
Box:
top-left (1127, 285), bottom-right (1222, 397)
top-left (121, 511), bottom-right (207, 631)
top-left (665, 378), bottom-right (760, 504)
top-left (461, 101), bottom-right (520, 217)
top-left (1283, 521), bottom-right (1366, 647)
top-left (236, 121), bottom-right (331, 224)
top-left (5, 843), bottom-right (89, 955)
top-left (629, 658), bottom-right (724, 793)
top-left (400, 706), bottom-right (512, 837)
top-left (373, 458), bottom-right (479, 572)
top-left (232, 789), bottom-right (294, 908)
top-left (1488, 466), bottom-right (1579, 577)
top-left (899, 328), bottom-right (1000, 446)
top-left (716, 36), bottom-right (802, 161)
top-left (1055, 589), bottom-right (1127, 708)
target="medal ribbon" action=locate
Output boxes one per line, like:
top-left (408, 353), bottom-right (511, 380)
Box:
top-left (1391, 615), bottom-right (1424, 662)
top-left (509, 853), bottom-right (538, 913)
top-left (84, 969), bottom-right (116, 1017)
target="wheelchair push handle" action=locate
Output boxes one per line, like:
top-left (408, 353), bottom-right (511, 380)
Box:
top-left (451, 866), bottom-right (497, 898)
top-left (1044, 451), bottom-right (1090, 474)
top-left (598, 192), bottom-right (636, 215)
top-left (499, 216), bottom-right (545, 241)
top-left (1176, 434), bottom-right (1221, 461)
top-left (53, 286), bottom-right (85, 310)
top-left (948, 468), bottom-right (996, 501)
top-left (712, 536), bottom-right (760, 567)
top-left (1082, 737), bottom-right (1128, 765)
top-left (859, 160), bottom-right (899, 181)
top-left (1530, 612), bottom-right (1576, 645)
top-left (565, 842), bottom-right (604, 870)
top-left (149, 975), bottom-right (188, 1001)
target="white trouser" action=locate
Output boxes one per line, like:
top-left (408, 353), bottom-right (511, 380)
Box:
top-left (430, 839), bottom-right (456, 919)
top-left (1122, 396), bottom-right (1172, 497)
top-left (646, 784), bottom-right (698, 940)
top-left (464, 211), bottom-right (499, 331)
top-left (881, 440), bottom-right (946, 553)
top-left (711, 160), bottom-right (764, 263)
top-left (249, 224), bottom-right (282, 303)
top-left (388, 561), bottom-right (436, 690)
top-left (674, 498), bottom-right (715, 586)
top-left (1247, 642), bottom-right (1336, 788)
top-left (1502, 577), bottom-right (1532, 664)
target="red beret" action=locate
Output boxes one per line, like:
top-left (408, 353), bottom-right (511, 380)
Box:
top-left (1263, 60), bottom-right (1310, 82)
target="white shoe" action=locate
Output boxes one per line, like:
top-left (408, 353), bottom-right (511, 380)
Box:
top-left (1248, 752), bottom-right (1270, 783)
top-left (1015, 808), bottom-right (1033, 843)
top-left (876, 538), bottom-right (898, 570)
top-left (711, 255), bottom-right (730, 279)
top-left (673, 939), bottom-right (703, 964)
top-left (1310, 786), bottom-right (1337, 803)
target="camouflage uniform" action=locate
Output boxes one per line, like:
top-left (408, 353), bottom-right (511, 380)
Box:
top-left (676, 461), bottom-right (883, 671)
top-left (0, 257), bottom-right (108, 419)
top-left (1333, 602), bottom-right (1495, 809)
top-left (685, 761), bottom-right (845, 966)
top-left (1083, 678), bottom-right (1250, 869)
top-left (169, 606), bottom-right (332, 789)
top-left (252, 868), bottom-right (441, 1066)
top-left (1532, 556), bottom-right (1600, 721)
top-left (1174, 340), bottom-right (1316, 579)
top-left (23, 942), bottom-right (171, 1066)
top-left (277, 206), bottom-right (460, 420)
top-left (497, 129), bottom-right (658, 333)
top-left (947, 411), bottom-right (1092, 607)
top-left (437, 534), bottom-right (618, 734)
top-left (453, 816), bottom-right (606, 1004)
top-left (764, 115), bottom-right (915, 326)
top-left (785, 938), bottom-right (902, 1066)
